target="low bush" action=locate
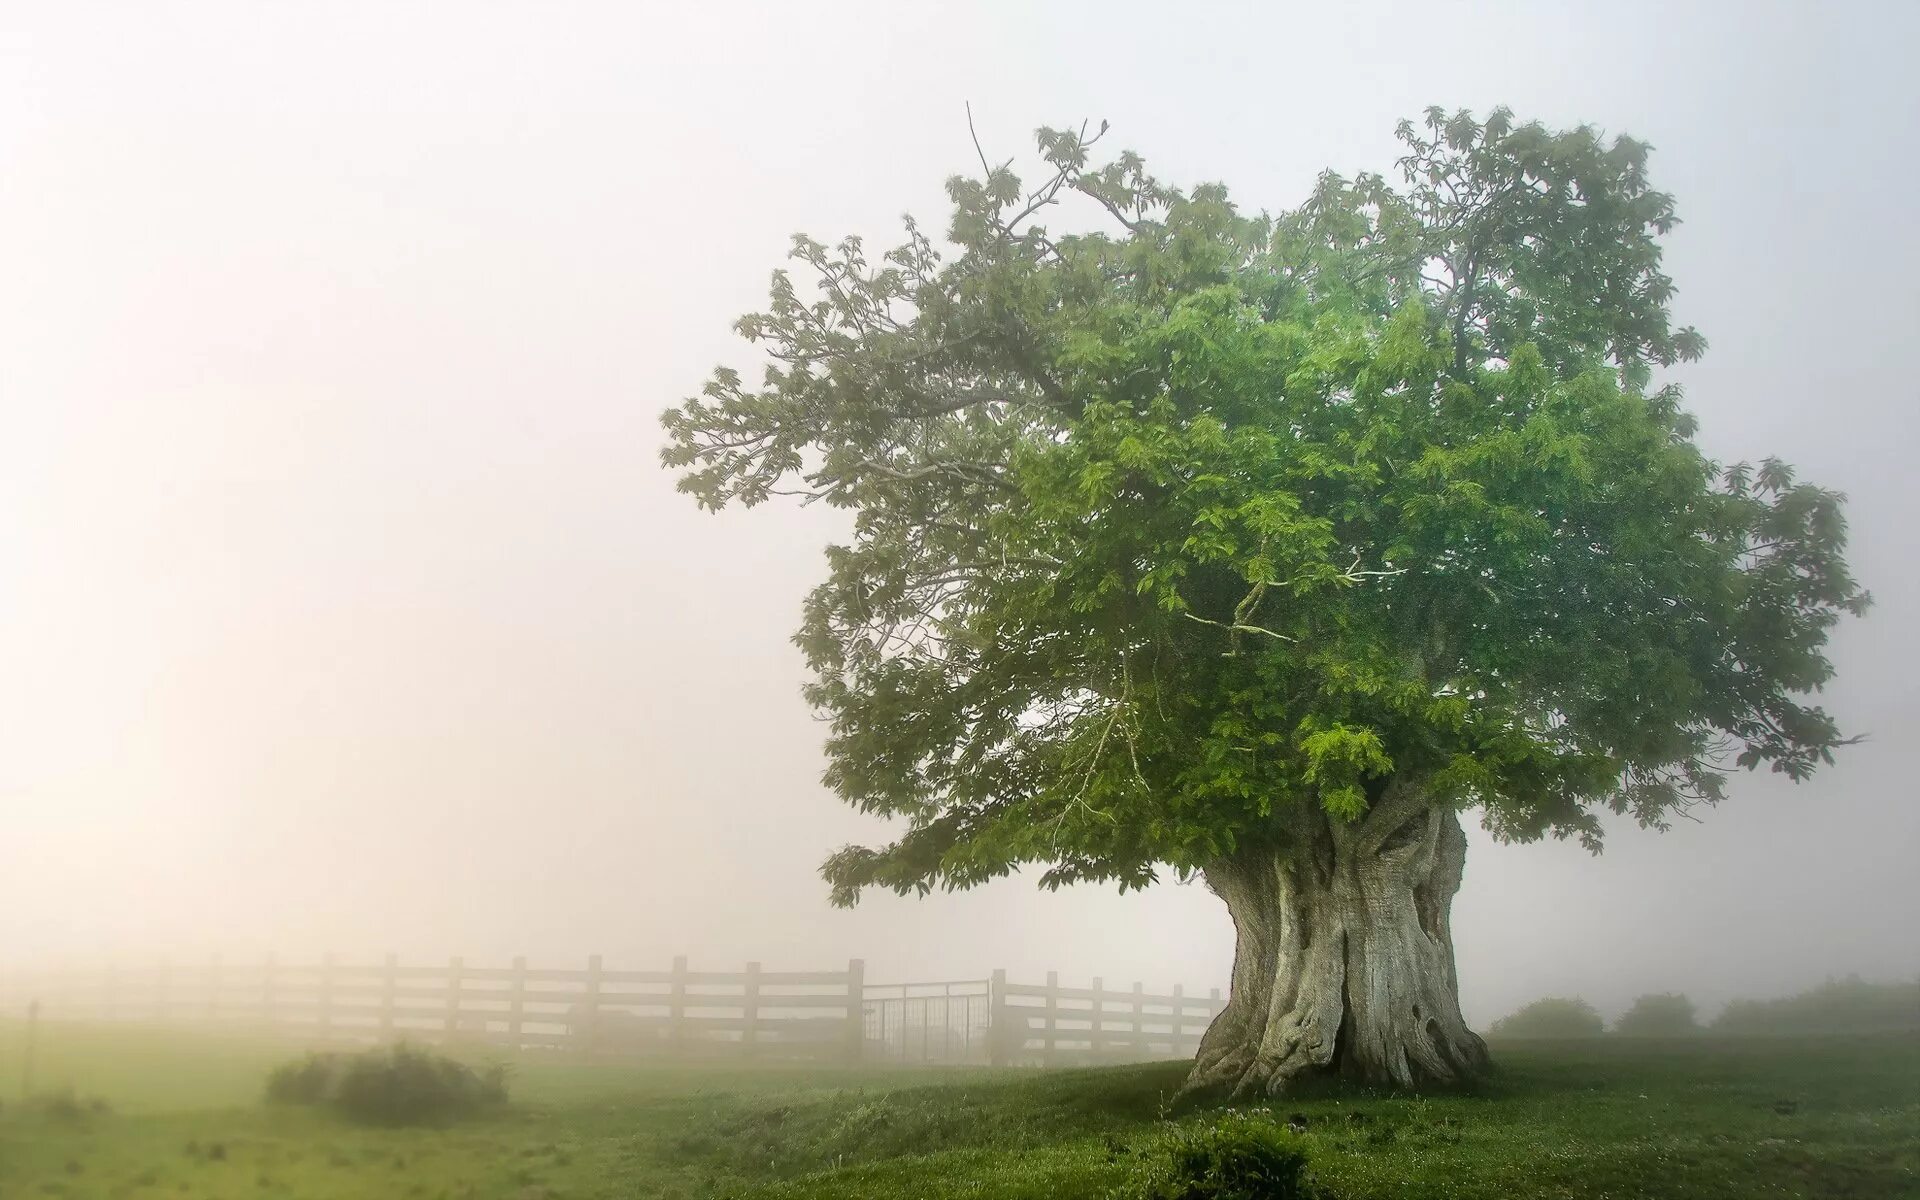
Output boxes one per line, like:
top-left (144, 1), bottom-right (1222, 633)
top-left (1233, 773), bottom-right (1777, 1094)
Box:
top-left (264, 1052), bottom-right (337, 1105)
top-left (1712, 976), bottom-right (1920, 1035)
top-left (1486, 997), bottom-right (1605, 1038)
top-left (265, 1042), bottom-right (507, 1125)
top-left (1614, 993), bottom-right (1698, 1036)
top-left (17, 1089), bottom-right (111, 1123)
top-left (1114, 1111), bottom-right (1320, 1200)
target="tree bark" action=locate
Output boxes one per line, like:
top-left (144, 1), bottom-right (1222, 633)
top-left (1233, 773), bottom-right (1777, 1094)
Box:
top-left (1185, 804), bottom-right (1488, 1097)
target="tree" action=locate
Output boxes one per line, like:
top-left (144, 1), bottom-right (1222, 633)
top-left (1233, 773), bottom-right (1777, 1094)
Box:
top-left (1613, 992), bottom-right (1698, 1036)
top-left (661, 108), bottom-right (1868, 1095)
top-left (1487, 997), bottom-right (1605, 1039)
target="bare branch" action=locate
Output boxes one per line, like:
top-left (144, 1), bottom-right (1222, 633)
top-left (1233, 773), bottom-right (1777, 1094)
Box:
top-left (1181, 611), bottom-right (1295, 648)
top-left (964, 101), bottom-right (994, 182)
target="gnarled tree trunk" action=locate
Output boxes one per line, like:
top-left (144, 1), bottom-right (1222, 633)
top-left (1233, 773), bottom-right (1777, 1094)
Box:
top-left (1185, 801), bottom-right (1488, 1097)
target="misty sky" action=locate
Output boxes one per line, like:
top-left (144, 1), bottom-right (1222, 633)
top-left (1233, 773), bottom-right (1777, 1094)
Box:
top-left (2, 0), bottom-right (1916, 1025)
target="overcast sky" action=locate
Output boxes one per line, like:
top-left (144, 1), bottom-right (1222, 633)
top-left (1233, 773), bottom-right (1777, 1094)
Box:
top-left (2, 0), bottom-right (1915, 1025)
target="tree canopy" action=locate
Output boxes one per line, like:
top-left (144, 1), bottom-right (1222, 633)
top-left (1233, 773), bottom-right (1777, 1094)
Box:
top-left (661, 108), bottom-right (1868, 908)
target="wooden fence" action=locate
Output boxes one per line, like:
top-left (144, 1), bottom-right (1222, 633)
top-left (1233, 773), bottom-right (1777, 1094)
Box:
top-left (0, 956), bottom-right (865, 1062)
top-left (0, 958), bottom-right (1223, 1067)
top-left (993, 970), bottom-right (1223, 1065)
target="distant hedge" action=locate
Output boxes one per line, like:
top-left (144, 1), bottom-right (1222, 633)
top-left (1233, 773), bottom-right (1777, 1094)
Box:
top-left (1614, 993), bottom-right (1699, 1037)
top-left (266, 1042), bottom-right (507, 1125)
top-left (1486, 997), bottom-right (1605, 1039)
top-left (1713, 977), bottom-right (1920, 1035)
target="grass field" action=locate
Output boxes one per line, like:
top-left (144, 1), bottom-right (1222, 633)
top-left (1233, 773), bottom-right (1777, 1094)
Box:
top-left (1, 1021), bottom-right (1914, 1199)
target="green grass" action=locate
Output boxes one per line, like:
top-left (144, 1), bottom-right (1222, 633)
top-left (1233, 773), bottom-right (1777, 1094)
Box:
top-left (1, 1021), bottom-right (1914, 1198)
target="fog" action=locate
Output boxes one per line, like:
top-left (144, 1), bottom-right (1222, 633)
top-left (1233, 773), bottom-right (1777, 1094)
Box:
top-left (2, 0), bottom-right (1915, 1027)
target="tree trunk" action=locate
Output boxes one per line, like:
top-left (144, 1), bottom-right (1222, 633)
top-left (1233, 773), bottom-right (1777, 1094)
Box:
top-left (1185, 804), bottom-right (1488, 1097)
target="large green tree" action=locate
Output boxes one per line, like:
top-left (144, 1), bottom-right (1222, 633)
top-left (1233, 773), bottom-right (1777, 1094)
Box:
top-left (661, 109), bottom-right (1867, 1094)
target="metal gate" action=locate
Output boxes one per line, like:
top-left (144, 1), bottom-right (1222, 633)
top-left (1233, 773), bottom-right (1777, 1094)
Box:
top-left (862, 978), bottom-right (992, 1064)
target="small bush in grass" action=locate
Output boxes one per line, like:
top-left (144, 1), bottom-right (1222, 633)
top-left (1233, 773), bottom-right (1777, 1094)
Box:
top-left (21, 1089), bottom-right (111, 1123)
top-left (986, 1009), bottom-right (1033, 1066)
top-left (265, 1042), bottom-right (507, 1125)
top-left (1486, 996), bottom-right (1605, 1038)
top-left (1114, 1111), bottom-right (1320, 1200)
top-left (1614, 993), bottom-right (1699, 1036)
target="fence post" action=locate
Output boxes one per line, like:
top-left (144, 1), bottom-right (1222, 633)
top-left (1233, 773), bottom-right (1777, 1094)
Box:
top-left (509, 956), bottom-right (526, 1047)
top-left (318, 953), bottom-right (335, 1041)
top-left (583, 954), bottom-right (603, 1058)
top-left (743, 961), bottom-right (760, 1058)
top-left (845, 958), bottom-right (865, 1064)
top-left (1090, 977), bottom-right (1104, 1062)
top-left (445, 957), bottom-right (463, 1041)
top-left (380, 954), bottom-right (397, 1040)
top-left (669, 955), bottom-right (687, 1054)
top-left (1131, 982), bottom-right (1144, 1061)
top-left (1043, 971), bottom-right (1058, 1067)
top-left (989, 968), bottom-right (1008, 1066)
top-left (1171, 983), bottom-right (1185, 1056)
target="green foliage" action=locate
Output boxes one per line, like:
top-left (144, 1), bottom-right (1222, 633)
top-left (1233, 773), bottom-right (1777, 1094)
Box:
top-left (1486, 997), bottom-right (1606, 1038)
top-left (662, 108), bottom-right (1868, 906)
top-left (1114, 1112), bottom-right (1320, 1200)
top-left (1613, 993), bottom-right (1699, 1036)
top-left (1712, 976), bottom-right (1920, 1035)
top-left (265, 1043), bottom-right (508, 1126)
top-left (264, 1051), bottom-right (338, 1105)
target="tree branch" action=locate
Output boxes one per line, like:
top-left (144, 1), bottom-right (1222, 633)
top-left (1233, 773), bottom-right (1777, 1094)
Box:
top-left (1181, 611), bottom-right (1295, 648)
top-left (964, 101), bottom-right (995, 181)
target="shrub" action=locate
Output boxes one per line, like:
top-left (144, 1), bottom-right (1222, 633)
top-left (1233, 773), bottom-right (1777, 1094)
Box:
top-left (1114, 1111), bottom-right (1319, 1200)
top-left (265, 1042), bottom-right (507, 1125)
top-left (1614, 993), bottom-right (1698, 1036)
top-left (1712, 976), bottom-right (1920, 1035)
top-left (265, 1052), bottom-right (338, 1105)
top-left (986, 1009), bottom-right (1034, 1065)
top-left (20, 1089), bottom-right (111, 1123)
top-left (1486, 997), bottom-right (1605, 1038)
